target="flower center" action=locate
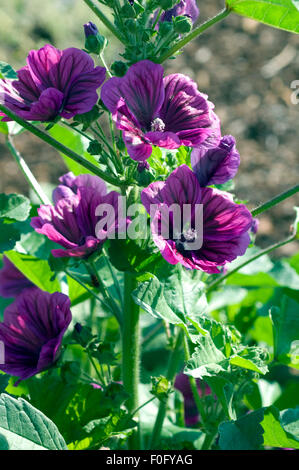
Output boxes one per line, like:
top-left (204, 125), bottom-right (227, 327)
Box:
top-left (175, 228), bottom-right (198, 254)
top-left (151, 117), bottom-right (165, 132)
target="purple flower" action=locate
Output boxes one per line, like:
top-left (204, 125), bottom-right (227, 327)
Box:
top-left (0, 256), bottom-right (34, 298)
top-left (84, 22), bottom-right (99, 37)
top-left (159, 0), bottom-right (199, 25)
top-left (174, 373), bottom-right (210, 426)
top-left (251, 217), bottom-right (259, 235)
top-left (31, 172), bottom-right (127, 258)
top-left (191, 135), bottom-right (240, 187)
top-left (141, 165), bottom-right (252, 273)
top-left (0, 288), bottom-right (72, 383)
top-left (0, 44), bottom-right (106, 122)
top-left (101, 60), bottom-right (220, 161)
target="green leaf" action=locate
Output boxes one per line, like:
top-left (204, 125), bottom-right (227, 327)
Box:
top-left (48, 124), bottom-right (98, 175)
top-left (270, 295), bottom-right (299, 368)
top-left (280, 407), bottom-right (299, 441)
top-left (0, 62), bottom-right (17, 79)
top-left (205, 376), bottom-right (236, 420)
top-left (261, 406), bottom-right (299, 449)
top-left (226, 0), bottom-right (299, 33)
top-left (229, 347), bottom-right (269, 374)
top-left (0, 393), bottom-right (67, 450)
top-left (184, 335), bottom-right (228, 379)
top-left (132, 264), bottom-right (208, 337)
top-left (4, 251), bottom-right (61, 293)
top-left (0, 222), bottom-right (20, 252)
top-left (0, 121), bottom-right (8, 135)
top-left (219, 408), bottom-right (264, 450)
top-left (0, 193), bottom-right (31, 222)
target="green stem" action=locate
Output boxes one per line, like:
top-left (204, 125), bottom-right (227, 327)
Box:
top-left (206, 232), bottom-right (297, 293)
top-left (86, 260), bottom-right (123, 327)
top-left (122, 272), bottom-right (141, 449)
top-left (157, 8), bottom-right (230, 63)
top-left (251, 185), bottom-right (299, 217)
top-left (149, 328), bottom-right (184, 450)
top-left (6, 135), bottom-right (51, 205)
top-left (183, 335), bottom-right (207, 426)
top-left (99, 52), bottom-right (112, 78)
top-left (62, 120), bottom-right (94, 142)
top-left (152, 8), bottom-right (163, 30)
top-left (0, 104), bottom-right (123, 187)
top-left (131, 396), bottom-right (156, 418)
top-left (83, 0), bottom-right (126, 44)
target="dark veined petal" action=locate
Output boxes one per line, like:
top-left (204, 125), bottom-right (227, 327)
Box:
top-left (191, 135), bottom-right (240, 186)
top-left (159, 74), bottom-right (211, 138)
top-left (102, 60), bottom-right (165, 130)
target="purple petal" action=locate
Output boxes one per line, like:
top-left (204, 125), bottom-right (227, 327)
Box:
top-left (191, 135), bottom-right (240, 186)
top-left (159, 74), bottom-right (212, 145)
top-left (145, 131), bottom-right (181, 149)
top-left (27, 88), bottom-right (64, 121)
top-left (0, 257), bottom-right (33, 298)
top-left (102, 60), bottom-right (165, 129)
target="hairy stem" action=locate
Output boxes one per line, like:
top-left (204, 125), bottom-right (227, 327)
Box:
top-left (157, 8), bottom-right (230, 63)
top-left (0, 105), bottom-right (123, 187)
top-left (251, 184), bottom-right (299, 217)
top-left (149, 328), bottom-right (184, 449)
top-left (6, 135), bottom-right (51, 205)
top-left (122, 272), bottom-right (141, 449)
top-left (83, 0), bottom-right (126, 44)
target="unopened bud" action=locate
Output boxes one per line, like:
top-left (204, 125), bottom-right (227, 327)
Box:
top-left (173, 15), bottom-right (192, 33)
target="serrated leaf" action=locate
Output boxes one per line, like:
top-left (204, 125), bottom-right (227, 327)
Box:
top-left (0, 393), bottom-right (67, 450)
top-left (184, 335), bottom-right (228, 379)
top-left (229, 347), bottom-right (269, 374)
top-left (226, 0), bottom-right (299, 33)
top-left (219, 408), bottom-right (264, 450)
top-left (0, 194), bottom-right (31, 222)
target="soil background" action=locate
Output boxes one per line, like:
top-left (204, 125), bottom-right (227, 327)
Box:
top-left (0, 0), bottom-right (298, 256)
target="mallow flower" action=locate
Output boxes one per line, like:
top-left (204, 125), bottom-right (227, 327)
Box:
top-left (101, 60), bottom-right (221, 161)
top-left (158, 0), bottom-right (199, 25)
top-left (0, 44), bottom-right (106, 122)
top-left (0, 288), bottom-right (72, 383)
top-left (191, 135), bottom-right (240, 187)
top-left (31, 172), bottom-right (128, 258)
top-left (141, 165), bottom-right (252, 273)
top-left (0, 256), bottom-right (34, 298)
top-left (174, 373), bottom-right (210, 426)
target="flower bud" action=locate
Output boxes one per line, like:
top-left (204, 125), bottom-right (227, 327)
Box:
top-left (84, 22), bottom-right (107, 54)
top-left (111, 61), bottom-right (128, 77)
top-left (159, 0), bottom-right (177, 11)
top-left (173, 15), bottom-right (193, 33)
top-left (158, 20), bottom-right (173, 35)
